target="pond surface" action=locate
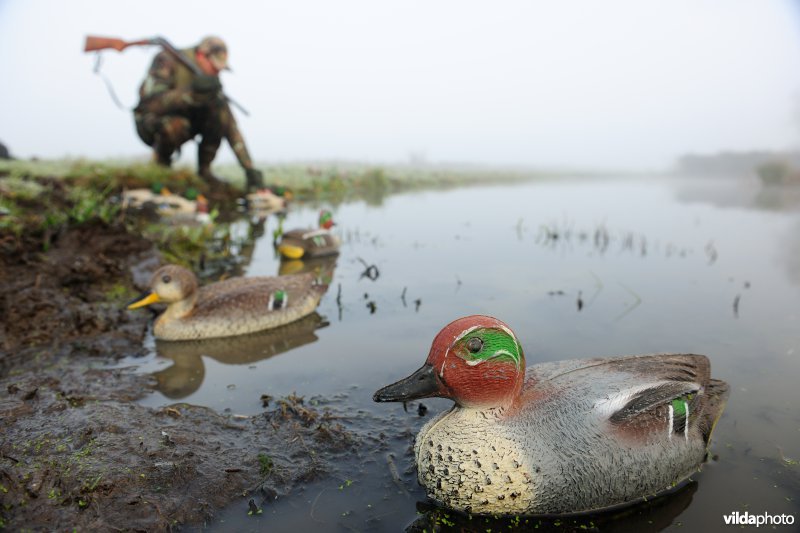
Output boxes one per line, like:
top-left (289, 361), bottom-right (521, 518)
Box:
top-left (128, 175), bottom-right (800, 531)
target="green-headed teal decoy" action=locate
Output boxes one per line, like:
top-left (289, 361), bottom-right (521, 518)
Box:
top-left (277, 210), bottom-right (340, 259)
top-left (374, 315), bottom-right (729, 515)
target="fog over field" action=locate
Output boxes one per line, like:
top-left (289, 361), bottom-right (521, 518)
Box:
top-left (1, 0), bottom-right (799, 171)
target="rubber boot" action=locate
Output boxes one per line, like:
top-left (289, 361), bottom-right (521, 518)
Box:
top-left (198, 136), bottom-right (227, 187)
top-left (152, 133), bottom-right (174, 167)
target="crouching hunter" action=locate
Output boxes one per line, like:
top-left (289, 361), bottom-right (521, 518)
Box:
top-left (133, 36), bottom-right (264, 191)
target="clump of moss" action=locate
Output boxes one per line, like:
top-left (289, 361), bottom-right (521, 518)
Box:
top-left (0, 174), bottom-right (46, 200)
top-left (257, 453), bottom-right (273, 477)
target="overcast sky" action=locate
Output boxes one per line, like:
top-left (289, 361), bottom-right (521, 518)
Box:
top-left (1, 0), bottom-right (800, 171)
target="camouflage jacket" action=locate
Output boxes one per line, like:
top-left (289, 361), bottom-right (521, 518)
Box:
top-left (137, 47), bottom-right (253, 169)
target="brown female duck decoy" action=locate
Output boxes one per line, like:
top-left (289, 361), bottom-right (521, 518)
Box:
top-left (127, 264), bottom-right (327, 341)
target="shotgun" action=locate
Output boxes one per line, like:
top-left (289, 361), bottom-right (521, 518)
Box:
top-left (84, 35), bottom-right (249, 116)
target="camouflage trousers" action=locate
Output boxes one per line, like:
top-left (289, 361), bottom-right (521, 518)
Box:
top-left (133, 90), bottom-right (239, 173)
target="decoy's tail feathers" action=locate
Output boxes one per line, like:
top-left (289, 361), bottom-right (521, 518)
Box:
top-left (699, 378), bottom-right (730, 445)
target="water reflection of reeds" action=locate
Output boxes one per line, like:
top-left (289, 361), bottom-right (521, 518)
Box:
top-left (534, 221), bottom-right (707, 261)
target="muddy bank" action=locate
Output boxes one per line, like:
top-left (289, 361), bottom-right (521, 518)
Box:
top-left (1, 367), bottom-right (358, 531)
top-left (0, 175), bottom-right (361, 530)
top-left (0, 222), bottom-right (155, 360)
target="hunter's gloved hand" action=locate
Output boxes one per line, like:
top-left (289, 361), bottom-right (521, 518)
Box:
top-left (191, 75), bottom-right (222, 94)
top-left (245, 168), bottom-right (265, 191)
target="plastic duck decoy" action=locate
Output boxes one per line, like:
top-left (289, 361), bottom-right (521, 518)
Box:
top-left (245, 188), bottom-right (287, 213)
top-left (122, 187), bottom-right (206, 218)
top-left (127, 264), bottom-right (327, 341)
top-left (373, 315), bottom-right (729, 516)
top-left (277, 210), bottom-right (340, 259)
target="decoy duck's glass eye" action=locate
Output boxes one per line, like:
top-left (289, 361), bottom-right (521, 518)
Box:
top-left (467, 337), bottom-right (483, 353)
top-left (162, 274), bottom-right (172, 284)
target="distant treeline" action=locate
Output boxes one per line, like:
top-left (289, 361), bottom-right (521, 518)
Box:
top-left (676, 150), bottom-right (800, 177)
top-left (677, 150), bottom-right (800, 177)
top-left (676, 149), bottom-right (800, 185)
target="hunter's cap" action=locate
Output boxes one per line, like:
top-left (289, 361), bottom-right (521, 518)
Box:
top-left (198, 36), bottom-right (230, 72)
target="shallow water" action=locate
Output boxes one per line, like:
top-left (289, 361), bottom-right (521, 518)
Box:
top-left (129, 175), bottom-right (800, 531)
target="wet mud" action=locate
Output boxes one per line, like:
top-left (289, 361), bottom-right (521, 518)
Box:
top-left (0, 181), bottom-right (360, 530)
top-left (1, 368), bottom-right (358, 531)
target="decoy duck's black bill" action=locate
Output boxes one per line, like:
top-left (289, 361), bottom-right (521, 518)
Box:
top-left (373, 363), bottom-right (441, 402)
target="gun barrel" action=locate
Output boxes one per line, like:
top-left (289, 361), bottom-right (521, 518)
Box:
top-left (84, 36), bottom-right (152, 53)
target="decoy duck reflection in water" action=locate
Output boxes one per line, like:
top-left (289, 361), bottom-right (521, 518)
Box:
top-left (152, 312), bottom-right (327, 398)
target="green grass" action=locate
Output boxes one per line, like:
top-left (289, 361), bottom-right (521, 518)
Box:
top-left (0, 158), bottom-right (205, 196)
top-left (1, 157), bottom-right (553, 203)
